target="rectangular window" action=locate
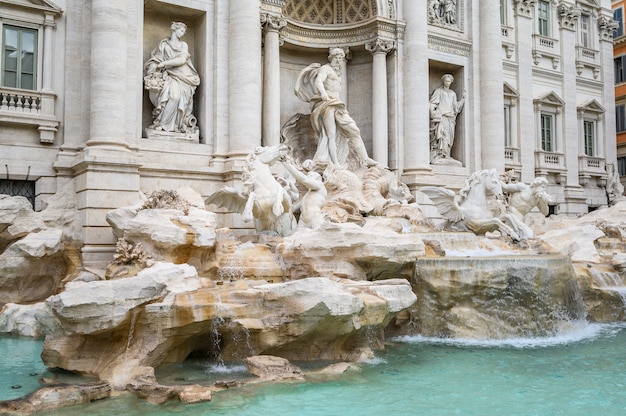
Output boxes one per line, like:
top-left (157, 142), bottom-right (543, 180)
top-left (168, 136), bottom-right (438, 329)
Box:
top-left (580, 14), bottom-right (590, 48)
top-left (583, 120), bottom-right (594, 156)
top-left (617, 104), bottom-right (626, 133)
top-left (618, 156), bottom-right (626, 176)
top-left (0, 180), bottom-right (35, 208)
top-left (500, 0), bottom-right (506, 25)
top-left (615, 7), bottom-right (624, 38)
top-left (615, 56), bottom-right (626, 84)
top-left (504, 105), bottom-right (512, 147)
top-left (2, 25), bottom-right (37, 90)
top-left (541, 113), bottom-right (554, 152)
top-left (538, 1), bottom-right (550, 37)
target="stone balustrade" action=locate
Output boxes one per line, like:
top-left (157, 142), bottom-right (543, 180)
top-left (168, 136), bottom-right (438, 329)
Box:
top-left (578, 155), bottom-right (606, 175)
top-left (0, 86), bottom-right (59, 144)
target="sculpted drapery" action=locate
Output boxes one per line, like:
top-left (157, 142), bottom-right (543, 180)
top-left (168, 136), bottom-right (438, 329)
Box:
top-left (144, 22), bottom-right (200, 134)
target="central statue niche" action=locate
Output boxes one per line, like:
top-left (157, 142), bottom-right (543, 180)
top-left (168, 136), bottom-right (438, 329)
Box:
top-left (290, 48), bottom-right (377, 171)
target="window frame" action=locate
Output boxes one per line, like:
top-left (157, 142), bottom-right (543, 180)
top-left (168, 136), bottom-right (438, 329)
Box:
top-left (579, 13), bottom-right (591, 48)
top-left (618, 156), bottom-right (626, 176)
top-left (537, 0), bottom-right (551, 37)
top-left (541, 113), bottom-right (555, 152)
top-left (1, 24), bottom-right (39, 90)
top-left (577, 99), bottom-right (606, 160)
top-left (615, 7), bottom-right (624, 38)
top-left (583, 119), bottom-right (595, 157)
top-left (617, 104), bottom-right (626, 133)
top-left (615, 55), bottom-right (626, 84)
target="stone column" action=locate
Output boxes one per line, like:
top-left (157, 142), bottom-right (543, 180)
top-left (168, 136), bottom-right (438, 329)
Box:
top-left (71, 0), bottom-right (140, 268)
top-left (261, 14), bottom-right (286, 147)
top-left (87, 0), bottom-right (129, 148)
top-left (41, 13), bottom-right (55, 92)
top-left (599, 15), bottom-right (619, 165)
top-left (514, 2), bottom-right (536, 183)
top-left (228, 0), bottom-right (263, 156)
top-left (559, 6), bottom-right (586, 214)
top-left (479, 0), bottom-right (504, 172)
top-left (401, 1), bottom-right (431, 187)
top-left (366, 38), bottom-right (394, 166)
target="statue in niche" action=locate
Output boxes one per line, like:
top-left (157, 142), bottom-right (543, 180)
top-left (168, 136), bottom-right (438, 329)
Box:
top-left (144, 22), bottom-right (200, 139)
top-left (606, 162), bottom-right (625, 206)
top-left (429, 73), bottom-right (465, 165)
top-left (294, 48), bottom-right (377, 171)
top-left (499, 176), bottom-right (551, 239)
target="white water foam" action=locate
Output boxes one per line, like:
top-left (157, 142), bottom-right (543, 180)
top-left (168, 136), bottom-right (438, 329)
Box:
top-left (392, 322), bottom-right (626, 349)
top-left (205, 362), bottom-right (248, 374)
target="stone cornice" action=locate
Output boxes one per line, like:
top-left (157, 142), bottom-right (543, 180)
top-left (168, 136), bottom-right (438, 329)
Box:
top-left (0, 0), bottom-right (63, 16)
top-left (427, 34), bottom-right (471, 57)
top-left (280, 16), bottom-right (404, 48)
top-left (259, 0), bottom-right (287, 15)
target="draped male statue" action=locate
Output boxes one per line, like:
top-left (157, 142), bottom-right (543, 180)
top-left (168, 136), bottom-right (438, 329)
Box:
top-left (294, 48), bottom-right (377, 170)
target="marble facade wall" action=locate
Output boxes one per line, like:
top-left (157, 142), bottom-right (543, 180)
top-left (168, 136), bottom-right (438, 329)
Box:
top-left (0, 0), bottom-right (618, 266)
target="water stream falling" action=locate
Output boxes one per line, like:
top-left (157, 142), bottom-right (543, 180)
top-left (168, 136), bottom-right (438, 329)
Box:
top-left (125, 310), bottom-right (139, 353)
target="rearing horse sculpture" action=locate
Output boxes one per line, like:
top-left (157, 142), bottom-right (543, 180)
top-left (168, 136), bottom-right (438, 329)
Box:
top-left (206, 145), bottom-right (297, 236)
top-left (421, 169), bottom-right (521, 240)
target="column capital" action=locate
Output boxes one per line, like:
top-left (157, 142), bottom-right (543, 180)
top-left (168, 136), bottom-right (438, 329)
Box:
top-left (261, 13), bottom-right (287, 33)
top-left (513, 0), bottom-right (536, 18)
top-left (598, 15), bottom-right (620, 42)
top-left (365, 38), bottom-right (395, 55)
top-left (557, 4), bottom-right (581, 31)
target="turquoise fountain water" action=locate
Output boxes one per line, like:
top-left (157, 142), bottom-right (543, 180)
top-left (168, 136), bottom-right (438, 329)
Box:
top-left (3, 322), bottom-right (626, 415)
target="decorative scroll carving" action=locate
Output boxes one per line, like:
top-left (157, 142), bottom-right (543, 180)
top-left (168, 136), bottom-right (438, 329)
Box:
top-left (261, 13), bottom-right (287, 33)
top-left (365, 38), bottom-right (394, 55)
top-left (514, 0), bottom-right (537, 17)
top-left (388, 0), bottom-right (395, 19)
top-left (557, 3), bottom-right (581, 30)
top-left (598, 16), bottom-right (619, 41)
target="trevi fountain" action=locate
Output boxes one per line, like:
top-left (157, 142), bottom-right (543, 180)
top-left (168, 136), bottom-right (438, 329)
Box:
top-left (2, 41), bottom-right (626, 416)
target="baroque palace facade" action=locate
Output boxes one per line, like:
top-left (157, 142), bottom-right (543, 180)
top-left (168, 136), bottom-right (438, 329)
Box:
top-left (0, 0), bottom-right (618, 266)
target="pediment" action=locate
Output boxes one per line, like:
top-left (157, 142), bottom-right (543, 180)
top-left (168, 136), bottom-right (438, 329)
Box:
top-left (577, 0), bottom-right (599, 9)
top-left (503, 82), bottom-right (519, 98)
top-left (1, 0), bottom-right (62, 15)
top-left (534, 91), bottom-right (565, 107)
top-left (578, 99), bottom-right (605, 114)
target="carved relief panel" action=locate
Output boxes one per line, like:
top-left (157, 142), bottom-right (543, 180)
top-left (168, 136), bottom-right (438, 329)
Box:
top-left (428, 0), bottom-right (463, 32)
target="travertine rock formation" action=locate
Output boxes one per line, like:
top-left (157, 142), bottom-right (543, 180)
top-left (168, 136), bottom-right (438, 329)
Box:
top-left (278, 218), bottom-right (427, 281)
top-left (0, 183), bottom-right (82, 304)
top-left (39, 262), bottom-right (416, 389)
